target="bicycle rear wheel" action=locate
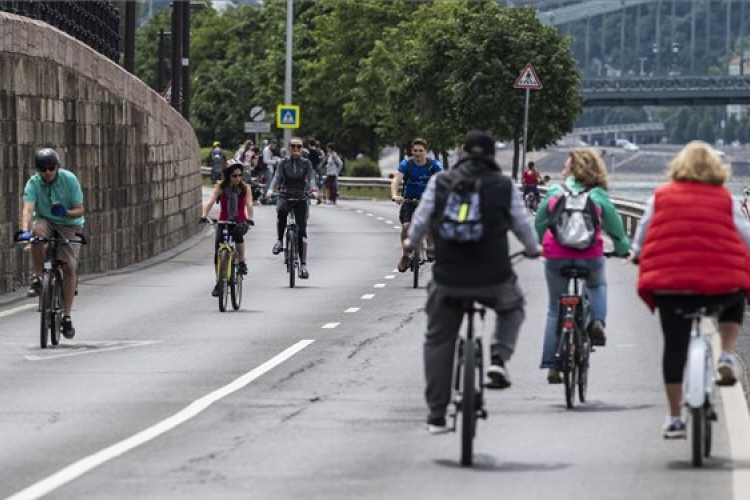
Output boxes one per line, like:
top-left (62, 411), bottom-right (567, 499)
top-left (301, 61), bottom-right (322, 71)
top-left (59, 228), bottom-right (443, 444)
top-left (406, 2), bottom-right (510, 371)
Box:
top-left (231, 260), bottom-right (242, 310)
top-left (50, 275), bottom-right (62, 346)
top-left (577, 330), bottom-right (591, 403)
top-left (563, 332), bottom-right (576, 409)
top-left (460, 339), bottom-right (476, 466)
top-left (217, 249), bottom-right (229, 312)
top-left (39, 274), bottom-right (52, 349)
top-left (691, 406), bottom-right (707, 466)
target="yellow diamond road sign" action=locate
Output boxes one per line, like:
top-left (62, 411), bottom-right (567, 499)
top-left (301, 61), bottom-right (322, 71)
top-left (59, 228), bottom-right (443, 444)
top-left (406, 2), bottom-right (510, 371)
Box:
top-left (276, 104), bottom-right (300, 129)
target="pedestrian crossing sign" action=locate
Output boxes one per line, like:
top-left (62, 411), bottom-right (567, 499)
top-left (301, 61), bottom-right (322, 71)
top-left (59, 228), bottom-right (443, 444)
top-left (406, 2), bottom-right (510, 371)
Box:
top-left (276, 104), bottom-right (300, 129)
top-left (514, 63), bottom-right (543, 90)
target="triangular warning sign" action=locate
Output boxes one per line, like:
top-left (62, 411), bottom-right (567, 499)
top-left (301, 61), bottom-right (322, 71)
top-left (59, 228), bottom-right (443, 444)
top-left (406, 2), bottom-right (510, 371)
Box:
top-left (282, 111), bottom-right (295, 124)
top-left (514, 63), bottom-right (543, 90)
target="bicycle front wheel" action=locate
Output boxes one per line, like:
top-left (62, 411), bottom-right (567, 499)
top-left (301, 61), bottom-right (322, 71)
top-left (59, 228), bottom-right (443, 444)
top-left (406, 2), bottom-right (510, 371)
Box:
top-left (230, 260), bottom-right (242, 310)
top-left (460, 339), bottom-right (476, 466)
top-left (39, 274), bottom-right (52, 349)
top-left (217, 249), bottom-right (230, 312)
top-left (50, 275), bottom-right (62, 346)
top-left (287, 230), bottom-right (297, 289)
top-left (691, 406), bottom-right (707, 466)
top-left (563, 333), bottom-right (576, 409)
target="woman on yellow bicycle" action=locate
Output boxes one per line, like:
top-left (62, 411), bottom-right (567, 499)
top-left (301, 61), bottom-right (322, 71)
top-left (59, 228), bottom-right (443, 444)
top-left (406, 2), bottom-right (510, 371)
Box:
top-left (201, 161), bottom-right (255, 297)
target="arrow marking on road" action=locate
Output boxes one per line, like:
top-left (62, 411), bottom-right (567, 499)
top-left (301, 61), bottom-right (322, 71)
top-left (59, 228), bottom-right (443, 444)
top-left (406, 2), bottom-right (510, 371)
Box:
top-left (5, 339), bottom-right (315, 500)
top-left (24, 341), bottom-right (161, 361)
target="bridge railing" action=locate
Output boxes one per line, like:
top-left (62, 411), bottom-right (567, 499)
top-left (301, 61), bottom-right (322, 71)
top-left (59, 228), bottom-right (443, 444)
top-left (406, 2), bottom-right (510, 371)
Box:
top-left (200, 169), bottom-right (647, 232)
top-left (0, 0), bottom-right (120, 62)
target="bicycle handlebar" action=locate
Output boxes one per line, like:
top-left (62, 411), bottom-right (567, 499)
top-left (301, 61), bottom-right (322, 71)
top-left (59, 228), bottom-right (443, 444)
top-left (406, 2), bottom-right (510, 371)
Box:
top-left (14, 232), bottom-right (87, 245)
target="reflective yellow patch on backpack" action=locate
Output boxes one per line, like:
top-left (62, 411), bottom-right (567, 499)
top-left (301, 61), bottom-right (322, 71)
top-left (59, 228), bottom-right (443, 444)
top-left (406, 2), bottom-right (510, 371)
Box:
top-left (458, 202), bottom-right (469, 222)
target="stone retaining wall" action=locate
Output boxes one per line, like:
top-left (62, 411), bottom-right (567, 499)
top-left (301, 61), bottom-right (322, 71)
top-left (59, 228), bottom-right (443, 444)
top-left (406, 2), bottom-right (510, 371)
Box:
top-left (0, 12), bottom-right (202, 294)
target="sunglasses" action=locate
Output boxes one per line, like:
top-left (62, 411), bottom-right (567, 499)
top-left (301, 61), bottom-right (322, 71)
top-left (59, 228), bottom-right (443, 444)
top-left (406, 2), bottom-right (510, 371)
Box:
top-left (289, 144), bottom-right (303, 149)
top-left (37, 166), bottom-right (57, 173)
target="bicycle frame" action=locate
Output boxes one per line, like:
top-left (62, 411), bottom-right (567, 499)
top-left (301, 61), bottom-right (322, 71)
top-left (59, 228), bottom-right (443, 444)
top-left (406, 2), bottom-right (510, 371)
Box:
top-left (555, 269), bottom-right (592, 408)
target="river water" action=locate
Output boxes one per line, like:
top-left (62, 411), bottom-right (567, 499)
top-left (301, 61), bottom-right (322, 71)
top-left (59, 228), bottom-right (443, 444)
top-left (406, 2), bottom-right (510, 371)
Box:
top-left (585, 177), bottom-right (750, 203)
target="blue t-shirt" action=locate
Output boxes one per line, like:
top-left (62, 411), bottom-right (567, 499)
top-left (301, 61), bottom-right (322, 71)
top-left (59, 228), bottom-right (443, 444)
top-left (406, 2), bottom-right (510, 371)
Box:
top-left (398, 158), bottom-right (442, 199)
top-left (23, 168), bottom-right (85, 227)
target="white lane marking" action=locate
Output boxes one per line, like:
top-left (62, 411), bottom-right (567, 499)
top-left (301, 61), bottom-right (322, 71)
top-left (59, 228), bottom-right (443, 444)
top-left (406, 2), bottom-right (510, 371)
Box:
top-left (385, 220), bottom-right (393, 224)
top-left (385, 275), bottom-right (395, 280)
top-left (392, 269), bottom-right (399, 273)
top-left (5, 340), bottom-right (315, 500)
top-left (344, 308), bottom-right (360, 313)
top-left (393, 226), bottom-right (401, 230)
top-left (374, 284), bottom-right (386, 289)
top-left (366, 213), bottom-right (374, 217)
top-left (361, 294), bottom-right (375, 300)
top-left (0, 304), bottom-right (37, 318)
top-left (321, 323), bottom-right (340, 329)
top-left (25, 341), bottom-right (161, 362)
top-left (376, 217), bottom-right (384, 221)
top-left (356, 210), bottom-right (363, 213)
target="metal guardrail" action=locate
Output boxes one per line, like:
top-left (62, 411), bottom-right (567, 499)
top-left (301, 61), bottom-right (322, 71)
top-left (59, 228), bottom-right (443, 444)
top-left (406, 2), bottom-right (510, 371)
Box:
top-left (0, 0), bottom-right (120, 61)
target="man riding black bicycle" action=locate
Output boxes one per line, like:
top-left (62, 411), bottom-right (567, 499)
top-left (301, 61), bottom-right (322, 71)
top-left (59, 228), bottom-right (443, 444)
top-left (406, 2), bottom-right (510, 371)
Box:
top-left (266, 137), bottom-right (318, 279)
top-left (391, 138), bottom-right (442, 272)
top-left (404, 130), bottom-right (540, 434)
top-left (17, 148), bottom-right (85, 339)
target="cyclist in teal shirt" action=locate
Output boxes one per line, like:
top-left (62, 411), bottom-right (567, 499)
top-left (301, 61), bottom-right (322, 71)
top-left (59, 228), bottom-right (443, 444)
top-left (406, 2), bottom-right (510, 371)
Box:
top-left (390, 137), bottom-right (442, 272)
top-left (18, 148), bottom-right (85, 339)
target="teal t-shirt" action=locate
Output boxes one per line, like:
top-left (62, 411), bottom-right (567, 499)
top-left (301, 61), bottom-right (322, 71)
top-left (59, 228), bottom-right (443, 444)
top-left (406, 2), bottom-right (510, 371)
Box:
top-left (23, 168), bottom-right (85, 227)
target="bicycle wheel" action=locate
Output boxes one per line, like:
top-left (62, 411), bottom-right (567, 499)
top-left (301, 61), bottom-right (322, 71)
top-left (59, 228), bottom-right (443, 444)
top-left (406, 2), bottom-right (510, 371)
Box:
top-left (50, 275), bottom-right (62, 346)
top-left (288, 229), bottom-right (297, 289)
top-left (230, 258), bottom-right (242, 310)
top-left (704, 404), bottom-right (713, 458)
top-left (460, 339), bottom-right (476, 466)
top-left (217, 249), bottom-right (229, 312)
top-left (563, 332), bottom-right (576, 409)
top-left (412, 250), bottom-right (420, 289)
top-left (577, 330), bottom-right (591, 403)
top-left (691, 406), bottom-right (707, 466)
top-left (39, 274), bottom-right (52, 349)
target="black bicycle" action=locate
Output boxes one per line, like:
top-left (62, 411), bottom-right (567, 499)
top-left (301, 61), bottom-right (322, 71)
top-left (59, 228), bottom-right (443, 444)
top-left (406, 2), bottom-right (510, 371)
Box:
top-left (448, 251), bottom-right (526, 466)
top-left (15, 230), bottom-right (86, 348)
top-left (283, 198), bottom-right (305, 288)
top-left (403, 198), bottom-right (428, 288)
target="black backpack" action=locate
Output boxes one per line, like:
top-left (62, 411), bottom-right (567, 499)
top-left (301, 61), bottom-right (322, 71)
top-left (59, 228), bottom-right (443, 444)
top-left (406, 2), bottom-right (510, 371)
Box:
top-left (437, 168), bottom-right (484, 243)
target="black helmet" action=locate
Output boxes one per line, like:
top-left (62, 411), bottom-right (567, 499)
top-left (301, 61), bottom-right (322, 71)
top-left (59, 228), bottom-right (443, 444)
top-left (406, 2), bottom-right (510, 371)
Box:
top-left (35, 148), bottom-right (60, 170)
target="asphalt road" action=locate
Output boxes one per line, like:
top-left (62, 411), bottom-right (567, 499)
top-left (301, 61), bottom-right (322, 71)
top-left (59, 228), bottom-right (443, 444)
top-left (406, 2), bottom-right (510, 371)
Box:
top-left (0, 195), bottom-right (748, 500)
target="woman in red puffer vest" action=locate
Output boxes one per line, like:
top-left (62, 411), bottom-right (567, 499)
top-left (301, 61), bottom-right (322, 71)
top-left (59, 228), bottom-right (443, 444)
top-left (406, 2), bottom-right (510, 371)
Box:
top-left (631, 140), bottom-right (750, 439)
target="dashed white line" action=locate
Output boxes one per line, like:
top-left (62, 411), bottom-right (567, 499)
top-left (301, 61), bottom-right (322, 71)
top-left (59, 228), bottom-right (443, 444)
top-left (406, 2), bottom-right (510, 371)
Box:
top-left (356, 210), bottom-right (363, 213)
top-left (321, 323), bottom-right (340, 329)
top-left (25, 341), bottom-right (161, 361)
top-left (385, 220), bottom-right (393, 224)
top-left (366, 213), bottom-right (374, 217)
top-left (361, 294), bottom-right (375, 300)
top-left (344, 308), bottom-right (360, 313)
top-left (5, 340), bottom-right (315, 500)
top-left (385, 275), bottom-right (395, 280)
top-left (376, 217), bottom-right (384, 221)
top-left (393, 226), bottom-right (401, 230)
top-left (374, 284), bottom-right (386, 288)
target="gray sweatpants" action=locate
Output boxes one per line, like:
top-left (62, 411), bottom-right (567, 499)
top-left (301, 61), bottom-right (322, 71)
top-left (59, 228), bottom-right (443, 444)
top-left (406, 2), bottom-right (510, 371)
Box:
top-left (423, 277), bottom-right (525, 419)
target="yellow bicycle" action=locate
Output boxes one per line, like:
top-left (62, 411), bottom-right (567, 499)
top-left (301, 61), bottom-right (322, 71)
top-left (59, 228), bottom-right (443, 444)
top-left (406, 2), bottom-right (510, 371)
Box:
top-left (210, 219), bottom-right (246, 312)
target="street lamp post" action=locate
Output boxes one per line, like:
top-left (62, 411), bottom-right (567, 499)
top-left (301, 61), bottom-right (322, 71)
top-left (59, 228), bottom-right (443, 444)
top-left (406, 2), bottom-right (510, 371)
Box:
top-left (283, 0), bottom-right (293, 145)
top-left (671, 42), bottom-right (680, 76)
top-left (651, 43), bottom-right (659, 75)
top-left (639, 57), bottom-right (647, 76)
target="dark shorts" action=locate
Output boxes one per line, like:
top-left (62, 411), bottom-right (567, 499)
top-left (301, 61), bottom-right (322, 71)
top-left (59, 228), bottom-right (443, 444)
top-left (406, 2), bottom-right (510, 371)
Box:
top-left (399, 201), bottom-right (419, 224)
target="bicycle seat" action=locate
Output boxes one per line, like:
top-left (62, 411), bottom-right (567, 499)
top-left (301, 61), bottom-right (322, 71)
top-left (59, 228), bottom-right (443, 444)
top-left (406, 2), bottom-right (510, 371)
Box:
top-left (443, 296), bottom-right (489, 312)
top-left (560, 266), bottom-right (589, 279)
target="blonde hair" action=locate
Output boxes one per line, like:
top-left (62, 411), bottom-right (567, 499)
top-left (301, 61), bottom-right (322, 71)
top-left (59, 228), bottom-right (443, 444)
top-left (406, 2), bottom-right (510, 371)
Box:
top-left (667, 140), bottom-right (728, 185)
top-left (568, 148), bottom-right (608, 190)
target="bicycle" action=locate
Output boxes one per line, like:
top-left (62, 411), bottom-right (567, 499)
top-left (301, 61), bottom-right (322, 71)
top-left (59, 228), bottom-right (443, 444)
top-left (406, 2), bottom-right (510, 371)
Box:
top-left (447, 251), bottom-right (525, 466)
top-left (207, 219), bottom-right (246, 312)
top-left (283, 198), bottom-right (305, 288)
top-left (680, 305), bottom-right (722, 467)
top-left (522, 186), bottom-right (540, 214)
top-left (740, 186), bottom-right (750, 220)
top-left (402, 198), bottom-right (430, 288)
top-left (15, 230), bottom-right (86, 348)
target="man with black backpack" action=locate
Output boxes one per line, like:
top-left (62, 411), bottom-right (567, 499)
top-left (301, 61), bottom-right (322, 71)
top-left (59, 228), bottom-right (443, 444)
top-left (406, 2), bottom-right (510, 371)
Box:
top-left (391, 137), bottom-right (442, 272)
top-left (405, 130), bottom-right (541, 434)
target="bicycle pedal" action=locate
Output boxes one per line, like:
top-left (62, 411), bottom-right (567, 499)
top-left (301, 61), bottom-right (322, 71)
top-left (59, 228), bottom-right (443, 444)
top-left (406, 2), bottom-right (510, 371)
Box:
top-left (477, 409), bottom-right (488, 420)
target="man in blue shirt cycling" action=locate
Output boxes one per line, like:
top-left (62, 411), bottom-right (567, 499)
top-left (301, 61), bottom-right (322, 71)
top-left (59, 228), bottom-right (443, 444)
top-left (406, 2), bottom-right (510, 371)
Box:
top-left (390, 138), bottom-right (442, 272)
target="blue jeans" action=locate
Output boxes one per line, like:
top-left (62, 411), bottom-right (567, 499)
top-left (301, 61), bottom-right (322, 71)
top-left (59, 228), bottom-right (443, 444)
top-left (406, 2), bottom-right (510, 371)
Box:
top-left (540, 257), bottom-right (607, 368)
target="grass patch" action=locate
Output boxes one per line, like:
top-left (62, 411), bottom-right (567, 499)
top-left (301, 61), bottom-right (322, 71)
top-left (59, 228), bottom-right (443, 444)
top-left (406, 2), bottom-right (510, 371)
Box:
top-left (338, 186), bottom-right (391, 200)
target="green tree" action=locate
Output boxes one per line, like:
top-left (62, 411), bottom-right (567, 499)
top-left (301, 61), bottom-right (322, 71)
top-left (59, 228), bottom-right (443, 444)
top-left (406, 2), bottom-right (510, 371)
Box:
top-left (697, 118), bottom-right (716, 143)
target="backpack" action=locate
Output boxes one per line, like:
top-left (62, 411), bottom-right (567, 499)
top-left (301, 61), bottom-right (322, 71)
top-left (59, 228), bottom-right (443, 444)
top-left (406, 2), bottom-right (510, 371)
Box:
top-left (338, 155), bottom-right (346, 175)
top-left (438, 169), bottom-right (484, 243)
top-left (211, 148), bottom-right (224, 171)
top-left (547, 184), bottom-right (600, 250)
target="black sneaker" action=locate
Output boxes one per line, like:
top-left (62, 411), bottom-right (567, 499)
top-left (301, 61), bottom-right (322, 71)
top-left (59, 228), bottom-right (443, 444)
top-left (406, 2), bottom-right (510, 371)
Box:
top-left (27, 275), bottom-right (42, 297)
top-left (427, 415), bottom-right (450, 435)
top-left (662, 419), bottom-right (687, 439)
top-left (487, 358), bottom-right (511, 389)
top-left (272, 241), bottom-right (283, 255)
top-left (211, 283), bottom-right (221, 297)
top-left (61, 316), bottom-right (75, 339)
top-left (590, 320), bottom-right (607, 346)
top-left (300, 265), bottom-right (309, 279)
top-left (238, 262), bottom-right (248, 275)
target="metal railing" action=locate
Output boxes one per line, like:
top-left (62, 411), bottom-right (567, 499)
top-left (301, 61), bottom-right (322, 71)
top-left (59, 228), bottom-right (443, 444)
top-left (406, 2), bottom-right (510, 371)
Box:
top-left (0, 0), bottom-right (120, 62)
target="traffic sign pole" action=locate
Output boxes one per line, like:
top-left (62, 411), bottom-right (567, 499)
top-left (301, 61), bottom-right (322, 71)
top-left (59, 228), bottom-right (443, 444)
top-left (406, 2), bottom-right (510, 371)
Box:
top-left (521, 88), bottom-right (530, 179)
top-left (514, 63), bottom-right (543, 181)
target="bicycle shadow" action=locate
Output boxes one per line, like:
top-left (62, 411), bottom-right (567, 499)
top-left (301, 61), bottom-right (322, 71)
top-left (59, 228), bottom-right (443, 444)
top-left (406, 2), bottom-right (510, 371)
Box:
top-left (434, 454), bottom-right (569, 472)
top-left (667, 457), bottom-right (750, 470)
top-left (549, 402), bottom-right (655, 413)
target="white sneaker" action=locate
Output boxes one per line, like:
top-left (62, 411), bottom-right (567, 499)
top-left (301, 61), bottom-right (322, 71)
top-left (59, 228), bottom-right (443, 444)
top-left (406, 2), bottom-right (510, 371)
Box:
top-left (717, 352), bottom-right (738, 386)
top-left (662, 417), bottom-right (687, 439)
top-left (487, 362), bottom-right (511, 389)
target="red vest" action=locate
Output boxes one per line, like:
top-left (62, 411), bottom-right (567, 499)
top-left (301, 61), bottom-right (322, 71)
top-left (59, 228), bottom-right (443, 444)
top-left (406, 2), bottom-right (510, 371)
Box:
top-left (638, 182), bottom-right (750, 309)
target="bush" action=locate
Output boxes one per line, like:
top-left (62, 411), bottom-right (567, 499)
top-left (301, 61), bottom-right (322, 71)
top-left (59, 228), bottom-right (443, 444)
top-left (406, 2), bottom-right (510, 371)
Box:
top-left (346, 157), bottom-right (381, 177)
